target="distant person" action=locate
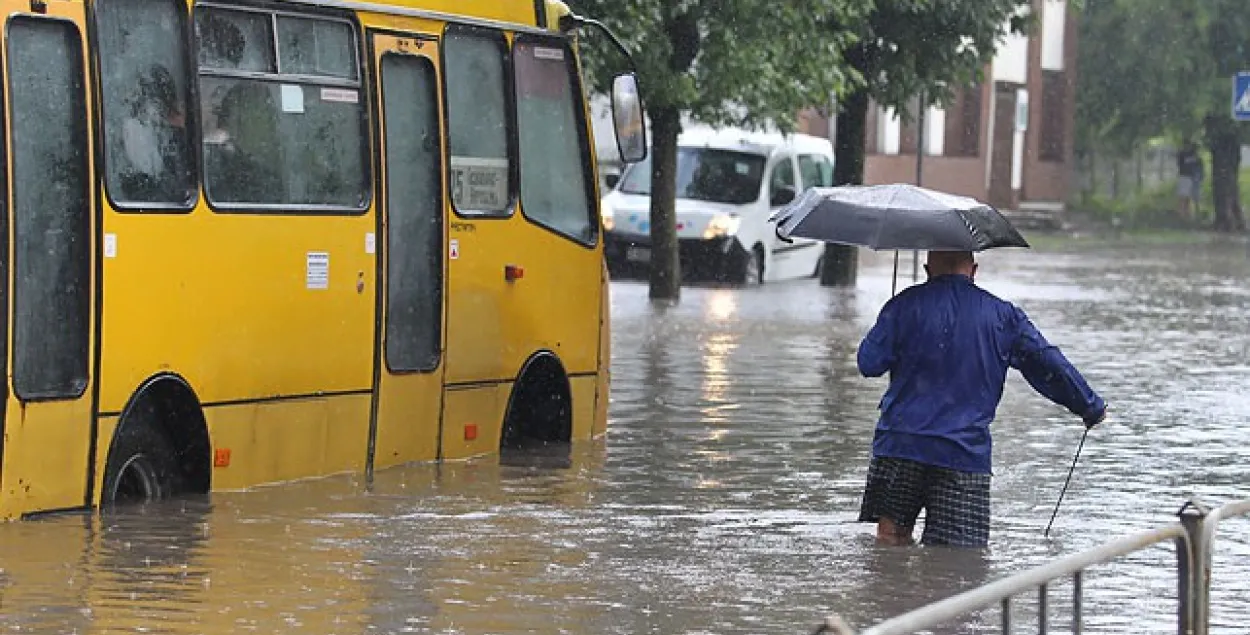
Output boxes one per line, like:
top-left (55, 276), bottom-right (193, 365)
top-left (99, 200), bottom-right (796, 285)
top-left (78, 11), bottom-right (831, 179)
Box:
top-left (855, 250), bottom-right (1107, 548)
top-left (1176, 141), bottom-right (1204, 219)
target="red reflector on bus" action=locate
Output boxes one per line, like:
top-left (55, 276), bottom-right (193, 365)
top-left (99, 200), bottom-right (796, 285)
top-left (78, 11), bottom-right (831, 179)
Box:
top-left (505, 265), bottom-right (524, 281)
top-left (213, 449), bottom-right (231, 467)
top-left (464, 423), bottom-right (478, 441)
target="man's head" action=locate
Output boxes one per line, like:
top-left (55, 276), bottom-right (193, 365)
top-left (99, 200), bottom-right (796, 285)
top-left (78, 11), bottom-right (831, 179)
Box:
top-left (925, 250), bottom-right (977, 280)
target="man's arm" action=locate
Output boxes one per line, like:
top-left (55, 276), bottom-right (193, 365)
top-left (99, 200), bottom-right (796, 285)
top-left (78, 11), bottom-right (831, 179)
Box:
top-left (1008, 306), bottom-right (1106, 426)
top-left (857, 302), bottom-right (897, 378)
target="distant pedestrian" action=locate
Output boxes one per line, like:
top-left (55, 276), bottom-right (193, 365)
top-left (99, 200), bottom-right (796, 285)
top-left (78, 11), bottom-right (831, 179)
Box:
top-left (1176, 141), bottom-right (1204, 219)
top-left (855, 250), bottom-right (1107, 548)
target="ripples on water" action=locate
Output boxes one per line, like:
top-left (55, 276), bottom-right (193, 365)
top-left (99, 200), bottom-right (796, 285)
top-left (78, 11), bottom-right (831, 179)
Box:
top-left (1, 238), bottom-right (1249, 634)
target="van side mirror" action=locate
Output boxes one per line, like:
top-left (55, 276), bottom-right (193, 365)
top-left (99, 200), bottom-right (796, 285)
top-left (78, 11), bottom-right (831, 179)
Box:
top-left (605, 172), bottom-right (620, 189)
top-left (770, 185), bottom-right (797, 207)
top-left (611, 73), bottom-right (648, 164)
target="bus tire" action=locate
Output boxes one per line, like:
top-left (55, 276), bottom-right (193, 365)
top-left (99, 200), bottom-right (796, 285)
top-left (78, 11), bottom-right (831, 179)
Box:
top-left (101, 417), bottom-right (182, 508)
top-left (500, 352), bottom-right (572, 452)
top-left (102, 375), bottom-right (212, 509)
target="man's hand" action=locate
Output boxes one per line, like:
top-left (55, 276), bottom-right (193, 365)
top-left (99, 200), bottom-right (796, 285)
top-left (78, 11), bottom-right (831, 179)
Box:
top-left (1084, 406), bottom-right (1107, 430)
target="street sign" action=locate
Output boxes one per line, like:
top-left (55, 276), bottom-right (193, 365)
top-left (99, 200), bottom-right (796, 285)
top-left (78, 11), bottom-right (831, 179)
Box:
top-left (1234, 72), bottom-right (1250, 121)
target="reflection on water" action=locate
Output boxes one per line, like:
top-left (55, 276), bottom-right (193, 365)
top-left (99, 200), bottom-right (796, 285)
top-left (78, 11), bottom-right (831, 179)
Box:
top-left (1, 237), bottom-right (1250, 633)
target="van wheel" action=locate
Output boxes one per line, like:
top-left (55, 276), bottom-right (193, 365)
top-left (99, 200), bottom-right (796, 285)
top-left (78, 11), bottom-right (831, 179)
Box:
top-left (728, 245), bottom-right (764, 286)
top-left (102, 421), bottom-right (182, 508)
top-left (744, 245), bottom-right (764, 285)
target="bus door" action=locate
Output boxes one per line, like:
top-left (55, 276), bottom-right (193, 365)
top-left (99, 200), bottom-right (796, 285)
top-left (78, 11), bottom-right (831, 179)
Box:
top-left (365, 31), bottom-right (447, 473)
top-left (0, 7), bottom-right (97, 517)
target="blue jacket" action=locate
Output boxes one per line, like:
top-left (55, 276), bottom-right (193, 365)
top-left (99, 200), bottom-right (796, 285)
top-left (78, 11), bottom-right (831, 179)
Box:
top-left (857, 274), bottom-right (1106, 474)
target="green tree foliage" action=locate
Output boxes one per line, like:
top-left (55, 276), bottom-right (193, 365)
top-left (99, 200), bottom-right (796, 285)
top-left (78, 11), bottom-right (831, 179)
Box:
top-left (817, 0), bottom-right (1033, 286)
top-left (572, 0), bottom-right (865, 301)
top-left (1076, 0), bottom-right (1250, 231)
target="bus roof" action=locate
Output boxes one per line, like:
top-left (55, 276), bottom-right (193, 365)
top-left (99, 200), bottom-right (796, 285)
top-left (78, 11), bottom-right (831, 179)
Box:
top-left (303, 0), bottom-right (555, 31)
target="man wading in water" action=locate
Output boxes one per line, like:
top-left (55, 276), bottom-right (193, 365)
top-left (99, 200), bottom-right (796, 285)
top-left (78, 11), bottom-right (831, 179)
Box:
top-left (855, 250), bottom-right (1107, 548)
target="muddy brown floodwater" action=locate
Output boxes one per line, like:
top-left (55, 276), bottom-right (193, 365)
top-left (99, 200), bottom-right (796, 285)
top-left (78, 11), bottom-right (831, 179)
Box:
top-left (1, 236), bottom-right (1249, 635)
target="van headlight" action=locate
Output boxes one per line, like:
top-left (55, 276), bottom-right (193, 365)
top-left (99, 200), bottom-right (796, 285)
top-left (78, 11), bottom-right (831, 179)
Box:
top-left (703, 214), bottom-right (740, 239)
top-left (600, 201), bottom-right (615, 231)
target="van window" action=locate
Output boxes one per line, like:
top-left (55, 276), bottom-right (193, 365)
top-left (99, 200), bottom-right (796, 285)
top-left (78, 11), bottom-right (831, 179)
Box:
top-left (799, 153), bottom-right (834, 188)
top-left (618, 147), bottom-right (764, 205)
top-left (770, 156), bottom-right (796, 203)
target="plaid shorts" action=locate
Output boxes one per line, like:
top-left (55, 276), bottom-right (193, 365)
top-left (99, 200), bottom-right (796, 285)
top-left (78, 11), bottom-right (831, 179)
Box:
top-left (858, 456), bottom-right (991, 548)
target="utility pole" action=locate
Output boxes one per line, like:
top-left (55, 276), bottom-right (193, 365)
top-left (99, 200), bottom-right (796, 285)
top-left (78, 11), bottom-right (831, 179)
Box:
top-left (912, 91), bottom-right (925, 283)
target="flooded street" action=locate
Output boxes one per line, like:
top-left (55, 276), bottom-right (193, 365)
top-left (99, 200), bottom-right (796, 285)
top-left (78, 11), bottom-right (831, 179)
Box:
top-left (3, 237), bottom-right (1250, 634)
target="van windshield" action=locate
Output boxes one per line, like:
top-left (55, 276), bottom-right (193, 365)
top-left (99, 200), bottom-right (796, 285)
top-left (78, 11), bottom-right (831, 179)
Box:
top-left (618, 147), bottom-right (765, 205)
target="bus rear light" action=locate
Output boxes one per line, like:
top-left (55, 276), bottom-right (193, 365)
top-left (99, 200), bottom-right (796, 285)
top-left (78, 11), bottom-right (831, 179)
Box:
top-left (213, 448), bottom-right (232, 467)
top-left (505, 264), bottom-right (524, 281)
top-left (464, 423), bottom-right (478, 441)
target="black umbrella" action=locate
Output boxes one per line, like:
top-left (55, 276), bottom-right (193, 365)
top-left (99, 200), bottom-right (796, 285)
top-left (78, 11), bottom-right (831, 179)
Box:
top-left (769, 183), bottom-right (1030, 252)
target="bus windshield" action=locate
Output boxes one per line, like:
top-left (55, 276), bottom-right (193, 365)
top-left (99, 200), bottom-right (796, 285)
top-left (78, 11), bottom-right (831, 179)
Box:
top-left (618, 147), bottom-right (765, 205)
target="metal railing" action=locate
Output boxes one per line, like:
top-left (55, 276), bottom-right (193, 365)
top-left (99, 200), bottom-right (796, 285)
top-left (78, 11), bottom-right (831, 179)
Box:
top-left (811, 497), bottom-right (1250, 635)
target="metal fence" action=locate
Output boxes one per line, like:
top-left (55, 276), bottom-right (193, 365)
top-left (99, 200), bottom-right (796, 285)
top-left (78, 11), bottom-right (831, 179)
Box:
top-left (811, 498), bottom-right (1250, 635)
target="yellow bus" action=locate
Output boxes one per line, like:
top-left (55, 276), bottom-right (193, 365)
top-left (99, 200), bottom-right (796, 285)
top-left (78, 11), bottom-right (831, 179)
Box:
top-left (0, 0), bottom-right (646, 520)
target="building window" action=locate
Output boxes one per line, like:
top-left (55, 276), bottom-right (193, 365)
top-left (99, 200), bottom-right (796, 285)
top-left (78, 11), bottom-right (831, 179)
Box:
top-left (943, 83), bottom-right (982, 158)
top-left (195, 6), bottom-right (369, 210)
top-left (1040, 70), bottom-right (1066, 162)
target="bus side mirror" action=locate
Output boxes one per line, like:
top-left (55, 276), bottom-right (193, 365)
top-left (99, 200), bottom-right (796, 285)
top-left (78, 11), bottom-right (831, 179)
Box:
top-left (611, 73), bottom-right (648, 164)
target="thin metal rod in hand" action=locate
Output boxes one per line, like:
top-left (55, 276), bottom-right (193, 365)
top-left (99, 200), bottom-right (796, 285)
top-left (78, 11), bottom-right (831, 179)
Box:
top-left (1045, 427), bottom-right (1089, 537)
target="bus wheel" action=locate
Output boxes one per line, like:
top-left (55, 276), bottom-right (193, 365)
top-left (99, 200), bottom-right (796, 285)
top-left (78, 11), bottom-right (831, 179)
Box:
top-left (102, 421), bottom-right (182, 507)
top-left (501, 352), bottom-right (572, 452)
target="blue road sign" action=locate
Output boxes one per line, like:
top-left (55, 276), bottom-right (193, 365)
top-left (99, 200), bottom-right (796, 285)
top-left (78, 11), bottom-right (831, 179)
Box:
top-left (1234, 72), bottom-right (1250, 121)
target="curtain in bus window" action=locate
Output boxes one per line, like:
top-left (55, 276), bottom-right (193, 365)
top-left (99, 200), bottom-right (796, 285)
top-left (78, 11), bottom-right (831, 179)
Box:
top-left (8, 18), bottom-right (91, 400)
top-left (381, 54), bottom-right (441, 372)
top-left (97, 0), bottom-right (196, 207)
top-left (443, 30), bottom-right (510, 214)
top-left (514, 40), bottom-right (593, 242)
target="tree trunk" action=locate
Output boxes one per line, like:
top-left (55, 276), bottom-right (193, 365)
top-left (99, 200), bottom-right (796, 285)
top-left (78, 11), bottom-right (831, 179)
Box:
top-left (1205, 116), bottom-right (1245, 233)
top-left (648, 106), bottom-right (683, 300)
top-left (820, 86), bottom-right (868, 287)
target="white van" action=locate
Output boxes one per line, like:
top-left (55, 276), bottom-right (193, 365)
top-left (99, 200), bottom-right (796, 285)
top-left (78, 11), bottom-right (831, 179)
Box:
top-left (600, 126), bottom-right (834, 285)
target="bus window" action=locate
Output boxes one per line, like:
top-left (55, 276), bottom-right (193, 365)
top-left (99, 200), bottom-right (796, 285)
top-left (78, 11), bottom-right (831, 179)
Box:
top-left (96, 0), bottom-right (196, 208)
top-left (443, 26), bottom-right (511, 216)
top-left (8, 18), bottom-right (91, 400)
top-left (513, 37), bottom-right (595, 245)
top-left (381, 54), bottom-right (442, 372)
top-left (195, 6), bottom-right (367, 210)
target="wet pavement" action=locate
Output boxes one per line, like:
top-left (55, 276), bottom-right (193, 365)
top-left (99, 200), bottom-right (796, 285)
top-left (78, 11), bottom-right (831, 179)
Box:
top-left (2, 236), bottom-right (1250, 634)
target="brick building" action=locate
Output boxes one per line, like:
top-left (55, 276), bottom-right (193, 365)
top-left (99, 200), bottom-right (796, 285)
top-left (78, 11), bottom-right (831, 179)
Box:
top-left (800, 0), bottom-right (1079, 222)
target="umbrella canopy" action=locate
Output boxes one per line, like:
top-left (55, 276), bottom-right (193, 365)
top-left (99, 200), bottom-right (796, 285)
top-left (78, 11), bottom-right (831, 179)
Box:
top-left (769, 183), bottom-right (1030, 252)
